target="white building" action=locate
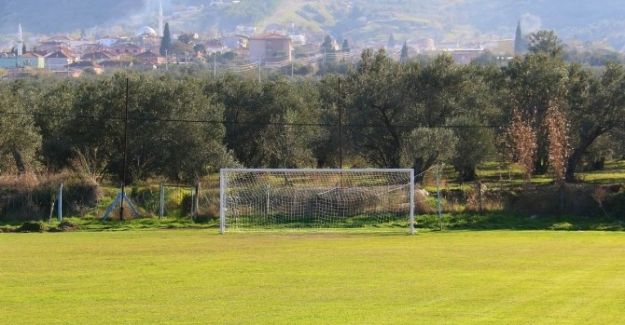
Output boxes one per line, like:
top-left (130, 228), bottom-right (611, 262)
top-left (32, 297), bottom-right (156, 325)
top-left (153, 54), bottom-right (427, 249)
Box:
top-left (248, 33), bottom-right (292, 64)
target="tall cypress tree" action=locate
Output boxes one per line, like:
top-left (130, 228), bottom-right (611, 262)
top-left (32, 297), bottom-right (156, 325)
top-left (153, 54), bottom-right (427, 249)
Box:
top-left (400, 41), bottom-right (409, 63)
top-left (387, 33), bottom-right (396, 49)
top-left (514, 21), bottom-right (526, 55)
top-left (341, 39), bottom-right (350, 53)
top-left (160, 22), bottom-right (172, 56)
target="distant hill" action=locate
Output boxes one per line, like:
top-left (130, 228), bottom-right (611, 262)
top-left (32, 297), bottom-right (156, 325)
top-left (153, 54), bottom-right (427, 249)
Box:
top-left (0, 0), bottom-right (143, 33)
top-left (2, 0), bottom-right (625, 49)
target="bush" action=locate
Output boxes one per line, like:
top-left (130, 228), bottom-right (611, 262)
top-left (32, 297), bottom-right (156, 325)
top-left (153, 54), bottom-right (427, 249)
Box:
top-left (0, 173), bottom-right (101, 222)
top-left (56, 220), bottom-right (79, 232)
top-left (17, 221), bottom-right (47, 233)
top-left (604, 189), bottom-right (625, 219)
top-left (195, 204), bottom-right (219, 223)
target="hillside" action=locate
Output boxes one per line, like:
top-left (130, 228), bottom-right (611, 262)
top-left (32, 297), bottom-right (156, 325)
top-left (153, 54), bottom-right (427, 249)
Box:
top-left (2, 0), bottom-right (625, 48)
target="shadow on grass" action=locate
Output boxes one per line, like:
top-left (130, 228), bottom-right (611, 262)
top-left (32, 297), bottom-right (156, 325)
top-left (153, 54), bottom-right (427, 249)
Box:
top-left (417, 213), bottom-right (625, 232)
top-left (2, 213), bottom-right (625, 233)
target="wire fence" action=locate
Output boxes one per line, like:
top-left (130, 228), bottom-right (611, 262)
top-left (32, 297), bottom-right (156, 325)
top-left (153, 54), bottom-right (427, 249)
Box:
top-left (0, 165), bottom-right (623, 227)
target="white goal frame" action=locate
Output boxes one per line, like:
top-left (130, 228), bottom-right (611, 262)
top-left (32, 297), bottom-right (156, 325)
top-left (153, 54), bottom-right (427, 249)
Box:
top-left (219, 168), bottom-right (415, 234)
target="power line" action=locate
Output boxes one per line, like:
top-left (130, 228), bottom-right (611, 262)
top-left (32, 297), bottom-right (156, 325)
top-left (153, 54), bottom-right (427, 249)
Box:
top-left (0, 111), bottom-right (506, 129)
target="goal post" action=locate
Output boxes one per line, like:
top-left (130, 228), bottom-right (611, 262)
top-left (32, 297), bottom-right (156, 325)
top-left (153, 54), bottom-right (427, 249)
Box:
top-left (220, 169), bottom-right (416, 234)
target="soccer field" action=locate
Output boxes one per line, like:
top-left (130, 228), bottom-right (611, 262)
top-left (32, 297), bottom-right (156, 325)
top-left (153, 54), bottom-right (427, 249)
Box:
top-left (2, 231), bottom-right (625, 324)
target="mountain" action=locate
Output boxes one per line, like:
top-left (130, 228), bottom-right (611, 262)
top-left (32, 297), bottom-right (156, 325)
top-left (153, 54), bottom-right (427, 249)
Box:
top-left (2, 0), bottom-right (625, 49)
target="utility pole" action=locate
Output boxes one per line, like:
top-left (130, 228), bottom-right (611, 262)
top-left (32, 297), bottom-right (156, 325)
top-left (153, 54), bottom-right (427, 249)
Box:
top-left (258, 62), bottom-right (261, 83)
top-left (337, 77), bottom-right (343, 169)
top-left (120, 78), bottom-right (129, 221)
top-left (165, 49), bottom-right (169, 71)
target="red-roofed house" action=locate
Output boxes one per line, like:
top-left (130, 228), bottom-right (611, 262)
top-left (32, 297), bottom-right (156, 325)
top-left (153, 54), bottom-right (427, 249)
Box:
top-left (110, 43), bottom-right (145, 56)
top-left (81, 51), bottom-right (117, 63)
top-left (134, 51), bottom-right (165, 66)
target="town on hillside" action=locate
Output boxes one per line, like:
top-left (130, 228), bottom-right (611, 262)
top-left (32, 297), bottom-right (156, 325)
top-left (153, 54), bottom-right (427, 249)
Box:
top-left (0, 2), bottom-right (522, 78)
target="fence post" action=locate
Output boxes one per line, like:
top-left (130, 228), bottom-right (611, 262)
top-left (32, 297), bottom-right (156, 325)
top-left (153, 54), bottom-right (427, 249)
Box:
top-left (477, 180), bottom-right (483, 215)
top-left (195, 181), bottom-right (201, 219)
top-left (191, 187), bottom-right (196, 222)
top-left (58, 183), bottom-right (63, 222)
top-left (436, 163), bottom-right (443, 231)
top-left (159, 183), bottom-right (164, 219)
top-left (409, 169), bottom-right (415, 235)
top-left (220, 169), bottom-right (226, 234)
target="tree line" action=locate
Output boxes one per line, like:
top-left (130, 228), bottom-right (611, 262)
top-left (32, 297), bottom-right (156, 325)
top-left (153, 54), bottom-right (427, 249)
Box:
top-left (1, 34), bottom-right (625, 184)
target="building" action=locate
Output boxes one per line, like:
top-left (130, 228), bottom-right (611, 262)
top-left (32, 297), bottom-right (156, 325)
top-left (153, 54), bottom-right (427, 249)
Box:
top-left (443, 48), bottom-right (485, 65)
top-left (289, 34), bottom-right (307, 46)
top-left (68, 61), bottom-right (104, 76)
top-left (80, 51), bottom-right (117, 63)
top-left (0, 54), bottom-right (45, 69)
top-left (134, 50), bottom-right (165, 66)
top-left (204, 39), bottom-right (226, 54)
top-left (248, 33), bottom-right (292, 64)
top-left (45, 50), bottom-right (76, 71)
top-left (109, 43), bottom-right (145, 56)
top-left (220, 35), bottom-right (248, 50)
top-left (35, 41), bottom-right (69, 54)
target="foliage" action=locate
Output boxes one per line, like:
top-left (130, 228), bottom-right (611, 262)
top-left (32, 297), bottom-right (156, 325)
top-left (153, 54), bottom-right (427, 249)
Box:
top-left (401, 127), bottom-right (457, 173)
top-left (544, 104), bottom-right (569, 183)
top-left (449, 116), bottom-right (495, 182)
top-left (528, 30), bottom-right (564, 57)
top-left (400, 41), bottom-right (409, 63)
top-left (0, 84), bottom-right (41, 174)
top-left (0, 40), bottom-right (624, 184)
top-left (514, 21), bottom-right (527, 55)
top-left (505, 109), bottom-right (538, 183)
top-left (160, 23), bottom-right (172, 56)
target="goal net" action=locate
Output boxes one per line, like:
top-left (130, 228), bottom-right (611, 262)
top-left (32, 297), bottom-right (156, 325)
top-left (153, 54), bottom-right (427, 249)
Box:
top-left (220, 169), bottom-right (415, 233)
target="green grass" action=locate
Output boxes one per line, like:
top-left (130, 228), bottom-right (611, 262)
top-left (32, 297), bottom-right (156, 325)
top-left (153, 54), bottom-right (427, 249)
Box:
top-left (2, 231), bottom-right (625, 324)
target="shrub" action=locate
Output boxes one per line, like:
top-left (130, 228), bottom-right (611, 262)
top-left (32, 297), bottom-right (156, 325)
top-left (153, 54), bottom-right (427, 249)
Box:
top-left (195, 204), bottom-right (220, 223)
top-left (0, 172), bottom-right (100, 222)
top-left (17, 221), bottom-right (47, 233)
top-left (56, 220), bottom-right (79, 232)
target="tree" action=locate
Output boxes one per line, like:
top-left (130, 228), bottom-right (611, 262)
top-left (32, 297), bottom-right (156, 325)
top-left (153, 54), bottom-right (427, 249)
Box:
top-left (514, 21), bottom-right (527, 55)
top-left (178, 33), bottom-right (194, 45)
top-left (449, 116), bottom-right (495, 182)
top-left (160, 22), bottom-right (172, 56)
top-left (565, 63), bottom-right (625, 181)
top-left (320, 35), bottom-right (335, 54)
top-left (0, 85), bottom-right (41, 174)
top-left (400, 41), bottom-right (409, 63)
top-left (207, 76), bottom-right (322, 168)
top-left (505, 109), bottom-right (538, 184)
top-left (345, 49), bottom-right (410, 167)
top-left (387, 33), bottom-right (396, 49)
top-left (401, 127), bottom-right (457, 174)
top-left (505, 52), bottom-right (569, 174)
top-left (341, 39), bottom-right (350, 53)
top-left (544, 104), bottom-right (569, 184)
top-left (528, 30), bottom-right (564, 57)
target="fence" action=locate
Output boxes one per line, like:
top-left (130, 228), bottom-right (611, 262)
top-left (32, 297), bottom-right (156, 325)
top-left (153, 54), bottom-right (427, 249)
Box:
top-left (1, 167), bottom-right (624, 228)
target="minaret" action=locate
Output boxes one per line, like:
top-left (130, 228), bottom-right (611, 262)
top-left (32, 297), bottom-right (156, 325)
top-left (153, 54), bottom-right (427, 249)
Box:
top-left (17, 23), bottom-right (24, 56)
top-left (158, 1), bottom-right (164, 38)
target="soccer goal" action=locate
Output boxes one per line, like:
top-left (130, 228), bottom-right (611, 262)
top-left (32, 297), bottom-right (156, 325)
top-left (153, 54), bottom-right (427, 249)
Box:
top-left (220, 169), bottom-right (415, 234)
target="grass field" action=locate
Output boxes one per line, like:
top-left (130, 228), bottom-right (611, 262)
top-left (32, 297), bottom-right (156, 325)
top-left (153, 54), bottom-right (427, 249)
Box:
top-left (2, 231), bottom-right (625, 324)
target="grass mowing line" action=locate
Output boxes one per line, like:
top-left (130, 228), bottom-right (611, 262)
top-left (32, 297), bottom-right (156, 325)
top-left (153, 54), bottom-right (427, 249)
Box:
top-left (2, 231), bottom-right (625, 324)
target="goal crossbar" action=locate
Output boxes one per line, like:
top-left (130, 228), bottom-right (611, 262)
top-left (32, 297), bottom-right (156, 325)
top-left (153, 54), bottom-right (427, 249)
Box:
top-left (220, 169), bottom-right (415, 234)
